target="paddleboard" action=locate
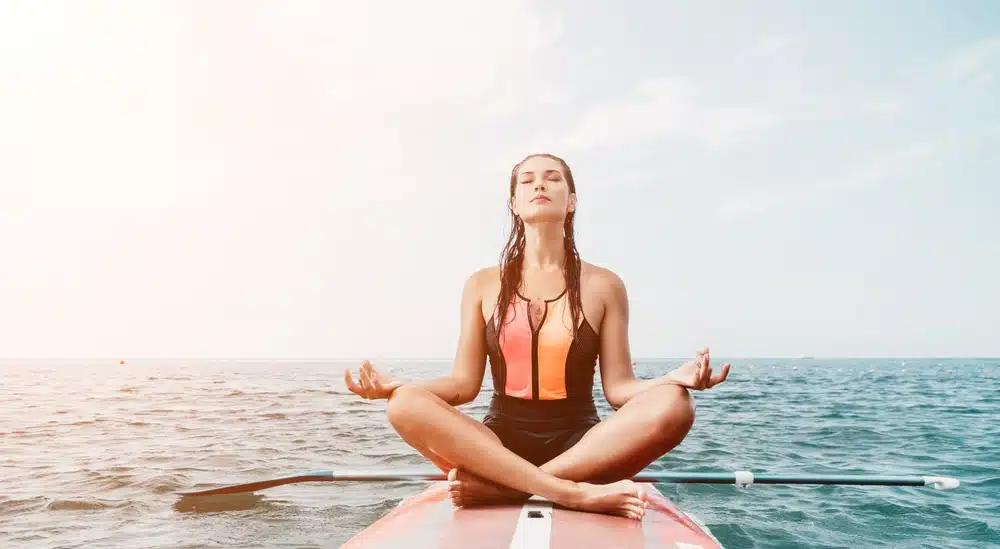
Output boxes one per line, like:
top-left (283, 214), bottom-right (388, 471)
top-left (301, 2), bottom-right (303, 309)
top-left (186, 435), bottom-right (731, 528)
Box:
top-left (340, 481), bottom-right (723, 549)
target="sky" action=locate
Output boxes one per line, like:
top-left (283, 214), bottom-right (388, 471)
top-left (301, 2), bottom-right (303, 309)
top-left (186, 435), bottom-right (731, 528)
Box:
top-left (1, 1), bottom-right (997, 359)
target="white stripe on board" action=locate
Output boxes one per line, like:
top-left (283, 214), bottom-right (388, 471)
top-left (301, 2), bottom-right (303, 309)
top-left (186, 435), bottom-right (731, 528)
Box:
top-left (508, 499), bottom-right (552, 549)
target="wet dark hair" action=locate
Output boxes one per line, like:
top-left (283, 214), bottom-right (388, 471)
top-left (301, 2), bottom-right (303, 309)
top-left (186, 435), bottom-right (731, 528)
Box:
top-left (495, 153), bottom-right (583, 339)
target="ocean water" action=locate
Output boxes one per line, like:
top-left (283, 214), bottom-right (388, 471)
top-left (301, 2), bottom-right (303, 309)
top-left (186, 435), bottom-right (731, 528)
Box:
top-left (1, 358), bottom-right (997, 548)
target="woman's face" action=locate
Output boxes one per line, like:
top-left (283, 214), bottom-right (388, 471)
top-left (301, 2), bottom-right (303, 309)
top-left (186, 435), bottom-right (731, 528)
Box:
top-left (511, 155), bottom-right (576, 224)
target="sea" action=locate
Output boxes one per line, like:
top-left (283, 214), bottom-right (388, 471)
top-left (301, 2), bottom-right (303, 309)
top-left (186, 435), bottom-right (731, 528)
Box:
top-left (1, 358), bottom-right (997, 548)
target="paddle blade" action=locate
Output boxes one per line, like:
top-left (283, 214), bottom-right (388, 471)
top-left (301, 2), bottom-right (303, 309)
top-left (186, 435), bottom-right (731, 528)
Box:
top-left (177, 469), bottom-right (449, 496)
top-left (179, 472), bottom-right (335, 496)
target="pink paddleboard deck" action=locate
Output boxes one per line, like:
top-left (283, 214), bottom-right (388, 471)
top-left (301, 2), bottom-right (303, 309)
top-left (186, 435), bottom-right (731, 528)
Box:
top-left (341, 482), bottom-right (724, 549)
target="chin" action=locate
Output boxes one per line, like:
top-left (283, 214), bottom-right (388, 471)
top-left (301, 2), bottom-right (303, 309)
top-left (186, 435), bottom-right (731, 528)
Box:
top-left (520, 206), bottom-right (566, 224)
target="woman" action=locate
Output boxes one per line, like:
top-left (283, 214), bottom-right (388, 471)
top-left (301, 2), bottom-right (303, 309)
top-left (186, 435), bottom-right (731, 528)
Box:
top-left (345, 153), bottom-right (730, 520)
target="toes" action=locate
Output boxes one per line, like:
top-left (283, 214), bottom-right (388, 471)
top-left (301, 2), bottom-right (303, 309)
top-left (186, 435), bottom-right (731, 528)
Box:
top-left (620, 508), bottom-right (642, 521)
top-left (447, 469), bottom-right (465, 508)
top-left (635, 485), bottom-right (649, 502)
top-left (624, 501), bottom-right (645, 519)
top-left (626, 496), bottom-right (645, 508)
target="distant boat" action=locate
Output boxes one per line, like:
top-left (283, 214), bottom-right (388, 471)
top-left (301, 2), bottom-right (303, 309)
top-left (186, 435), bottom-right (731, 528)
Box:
top-left (795, 355), bottom-right (814, 359)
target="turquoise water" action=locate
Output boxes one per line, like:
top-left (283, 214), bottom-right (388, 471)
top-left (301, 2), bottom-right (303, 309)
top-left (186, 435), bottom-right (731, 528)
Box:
top-left (640, 358), bottom-right (998, 548)
top-left (1, 358), bottom-right (997, 548)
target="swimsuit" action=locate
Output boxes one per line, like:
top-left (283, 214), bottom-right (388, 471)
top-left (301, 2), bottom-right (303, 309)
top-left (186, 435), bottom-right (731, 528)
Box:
top-left (483, 288), bottom-right (602, 466)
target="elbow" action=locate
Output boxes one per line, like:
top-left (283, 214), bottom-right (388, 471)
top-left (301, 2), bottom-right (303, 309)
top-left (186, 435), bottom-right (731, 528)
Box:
top-left (603, 375), bottom-right (637, 410)
top-left (456, 388), bottom-right (479, 406)
top-left (455, 378), bottom-right (482, 406)
top-left (603, 387), bottom-right (626, 411)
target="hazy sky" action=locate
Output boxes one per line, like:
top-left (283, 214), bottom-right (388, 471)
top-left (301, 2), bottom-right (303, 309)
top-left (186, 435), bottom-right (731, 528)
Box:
top-left (1, 1), bottom-right (997, 359)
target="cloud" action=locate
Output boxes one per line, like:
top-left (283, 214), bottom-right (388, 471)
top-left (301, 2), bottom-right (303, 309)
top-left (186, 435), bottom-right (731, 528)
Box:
top-left (0, 1), bottom-right (563, 191)
top-left (0, 1), bottom-right (569, 357)
top-left (714, 141), bottom-right (942, 222)
top-left (710, 125), bottom-right (1000, 223)
top-left (0, 0), bottom-right (563, 214)
top-left (539, 77), bottom-right (779, 153)
top-left (246, 1), bottom-right (565, 115)
top-left (943, 36), bottom-right (1000, 85)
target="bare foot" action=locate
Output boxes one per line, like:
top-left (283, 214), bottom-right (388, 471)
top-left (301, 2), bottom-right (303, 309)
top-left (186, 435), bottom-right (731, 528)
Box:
top-left (564, 480), bottom-right (649, 521)
top-left (447, 468), bottom-right (528, 507)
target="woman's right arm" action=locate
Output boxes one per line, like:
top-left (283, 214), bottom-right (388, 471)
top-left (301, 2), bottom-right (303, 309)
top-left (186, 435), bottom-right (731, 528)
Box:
top-left (405, 269), bottom-right (489, 406)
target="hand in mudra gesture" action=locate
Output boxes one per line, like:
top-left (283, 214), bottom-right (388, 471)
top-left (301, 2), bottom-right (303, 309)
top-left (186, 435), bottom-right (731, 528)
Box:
top-left (344, 360), bottom-right (403, 400)
top-left (668, 347), bottom-right (731, 390)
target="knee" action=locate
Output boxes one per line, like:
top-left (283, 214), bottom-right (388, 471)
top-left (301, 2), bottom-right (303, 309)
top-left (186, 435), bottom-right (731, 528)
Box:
top-left (385, 384), bottom-right (427, 434)
top-left (647, 384), bottom-right (696, 437)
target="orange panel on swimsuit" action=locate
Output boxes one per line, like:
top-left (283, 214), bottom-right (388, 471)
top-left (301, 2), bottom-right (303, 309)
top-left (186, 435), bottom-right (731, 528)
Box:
top-left (486, 290), bottom-right (598, 403)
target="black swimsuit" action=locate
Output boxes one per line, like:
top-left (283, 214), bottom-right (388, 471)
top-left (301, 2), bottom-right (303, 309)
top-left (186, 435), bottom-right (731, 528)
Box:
top-left (482, 289), bottom-right (601, 466)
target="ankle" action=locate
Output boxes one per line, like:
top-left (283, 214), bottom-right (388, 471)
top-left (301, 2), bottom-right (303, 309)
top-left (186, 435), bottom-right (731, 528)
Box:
top-left (551, 479), bottom-right (584, 507)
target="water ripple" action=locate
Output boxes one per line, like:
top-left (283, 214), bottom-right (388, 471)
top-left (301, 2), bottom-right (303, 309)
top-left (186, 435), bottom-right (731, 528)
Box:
top-left (0, 358), bottom-right (996, 548)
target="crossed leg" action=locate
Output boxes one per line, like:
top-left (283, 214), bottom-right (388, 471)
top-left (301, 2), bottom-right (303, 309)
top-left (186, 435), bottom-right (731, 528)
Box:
top-left (386, 382), bottom-right (696, 508)
top-left (449, 383), bottom-right (695, 505)
top-left (384, 385), bottom-right (650, 518)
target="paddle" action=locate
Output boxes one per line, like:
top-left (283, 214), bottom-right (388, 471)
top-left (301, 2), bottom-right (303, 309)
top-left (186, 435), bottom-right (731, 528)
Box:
top-left (178, 469), bottom-right (960, 496)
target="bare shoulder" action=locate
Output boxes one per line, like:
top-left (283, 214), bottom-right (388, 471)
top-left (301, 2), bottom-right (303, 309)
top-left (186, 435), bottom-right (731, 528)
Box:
top-left (468, 265), bottom-right (501, 288)
top-left (465, 265), bottom-right (502, 306)
top-left (581, 261), bottom-right (627, 297)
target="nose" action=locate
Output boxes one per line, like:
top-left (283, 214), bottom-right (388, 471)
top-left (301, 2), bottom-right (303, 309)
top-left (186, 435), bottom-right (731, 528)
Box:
top-left (533, 179), bottom-right (547, 192)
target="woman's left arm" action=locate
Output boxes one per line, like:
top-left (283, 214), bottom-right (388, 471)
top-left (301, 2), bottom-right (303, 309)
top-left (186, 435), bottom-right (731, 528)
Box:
top-left (597, 270), bottom-right (730, 410)
top-left (596, 270), bottom-right (661, 409)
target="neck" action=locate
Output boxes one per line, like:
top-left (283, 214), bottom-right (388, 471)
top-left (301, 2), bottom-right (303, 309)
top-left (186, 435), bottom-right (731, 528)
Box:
top-left (521, 221), bottom-right (566, 270)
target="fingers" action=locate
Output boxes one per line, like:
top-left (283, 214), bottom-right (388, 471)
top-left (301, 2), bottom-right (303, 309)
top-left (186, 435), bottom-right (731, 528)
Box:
top-left (697, 346), bottom-right (732, 389)
top-left (696, 348), bottom-right (710, 389)
top-left (682, 348), bottom-right (731, 391)
top-left (358, 372), bottom-right (373, 395)
top-left (346, 361), bottom-right (385, 399)
top-left (359, 361), bottom-right (377, 394)
top-left (344, 368), bottom-right (363, 396)
top-left (709, 363), bottom-right (732, 388)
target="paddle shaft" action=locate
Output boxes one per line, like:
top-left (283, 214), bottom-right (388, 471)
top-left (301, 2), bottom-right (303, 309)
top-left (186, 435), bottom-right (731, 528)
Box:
top-left (637, 472), bottom-right (930, 486)
top-left (179, 469), bottom-right (959, 496)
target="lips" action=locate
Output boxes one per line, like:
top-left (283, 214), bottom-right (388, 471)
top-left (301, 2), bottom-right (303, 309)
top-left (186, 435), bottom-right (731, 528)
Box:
top-left (531, 196), bottom-right (551, 203)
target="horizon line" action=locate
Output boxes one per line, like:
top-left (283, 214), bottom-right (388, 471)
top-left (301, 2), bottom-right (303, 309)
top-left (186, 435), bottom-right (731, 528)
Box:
top-left (1, 356), bottom-right (997, 361)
